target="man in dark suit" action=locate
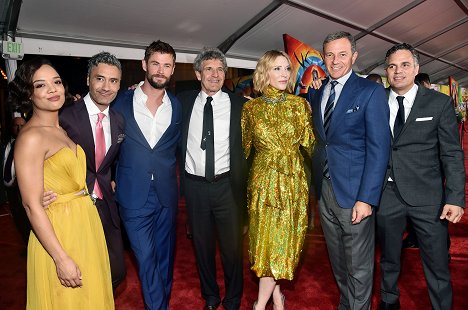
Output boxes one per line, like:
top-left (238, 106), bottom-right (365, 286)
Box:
top-left (112, 40), bottom-right (181, 310)
top-left (177, 47), bottom-right (248, 310)
top-left (57, 52), bottom-right (126, 289)
top-left (376, 43), bottom-right (465, 310)
top-left (308, 31), bottom-right (390, 310)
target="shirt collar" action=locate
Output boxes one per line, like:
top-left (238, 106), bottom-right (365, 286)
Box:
top-left (84, 93), bottom-right (109, 117)
top-left (199, 89), bottom-right (224, 105)
top-left (134, 81), bottom-right (171, 107)
top-left (389, 83), bottom-right (419, 104)
top-left (330, 69), bottom-right (353, 87)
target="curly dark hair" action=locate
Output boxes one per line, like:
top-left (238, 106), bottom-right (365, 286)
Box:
top-left (8, 57), bottom-right (70, 113)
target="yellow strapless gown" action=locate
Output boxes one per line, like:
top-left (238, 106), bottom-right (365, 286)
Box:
top-left (26, 145), bottom-right (114, 309)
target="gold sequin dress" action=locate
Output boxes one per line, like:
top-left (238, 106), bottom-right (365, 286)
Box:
top-left (27, 146), bottom-right (114, 309)
top-left (241, 85), bottom-right (314, 280)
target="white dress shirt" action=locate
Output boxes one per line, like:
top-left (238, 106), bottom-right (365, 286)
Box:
top-left (388, 84), bottom-right (418, 136)
top-left (321, 69), bottom-right (353, 118)
top-left (3, 139), bottom-right (16, 187)
top-left (133, 81), bottom-right (172, 148)
top-left (185, 90), bottom-right (231, 177)
top-left (84, 93), bottom-right (111, 154)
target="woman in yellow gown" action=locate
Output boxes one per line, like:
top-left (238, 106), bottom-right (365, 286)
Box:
top-left (242, 50), bottom-right (314, 310)
top-left (10, 57), bottom-right (114, 309)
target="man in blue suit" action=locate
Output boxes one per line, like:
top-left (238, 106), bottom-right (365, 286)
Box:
top-left (113, 40), bottom-right (181, 310)
top-left (308, 31), bottom-right (390, 310)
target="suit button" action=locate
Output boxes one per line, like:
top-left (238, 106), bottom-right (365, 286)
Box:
top-left (387, 165), bottom-right (391, 169)
top-left (392, 147), bottom-right (398, 151)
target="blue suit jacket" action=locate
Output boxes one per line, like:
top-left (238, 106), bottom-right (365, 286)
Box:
top-left (112, 89), bottom-right (182, 209)
top-left (308, 72), bottom-right (390, 208)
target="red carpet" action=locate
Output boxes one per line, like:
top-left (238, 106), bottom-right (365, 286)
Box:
top-left (1, 131), bottom-right (468, 309)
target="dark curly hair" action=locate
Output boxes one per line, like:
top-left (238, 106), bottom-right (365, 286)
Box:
top-left (8, 57), bottom-right (70, 113)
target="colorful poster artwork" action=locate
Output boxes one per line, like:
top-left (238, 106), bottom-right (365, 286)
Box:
top-left (283, 34), bottom-right (327, 95)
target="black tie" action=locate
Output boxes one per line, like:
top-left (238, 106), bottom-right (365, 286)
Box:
top-left (323, 81), bottom-right (338, 179)
top-left (201, 96), bottom-right (214, 182)
top-left (4, 140), bottom-right (15, 184)
top-left (394, 96), bottom-right (405, 138)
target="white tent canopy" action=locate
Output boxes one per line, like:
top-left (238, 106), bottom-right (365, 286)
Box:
top-left (3, 0), bottom-right (468, 86)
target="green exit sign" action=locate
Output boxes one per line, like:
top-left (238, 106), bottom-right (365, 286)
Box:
top-left (2, 41), bottom-right (24, 60)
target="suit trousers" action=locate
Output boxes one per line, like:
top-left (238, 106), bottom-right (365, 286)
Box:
top-left (376, 182), bottom-right (451, 310)
top-left (184, 176), bottom-right (243, 310)
top-left (319, 178), bottom-right (375, 310)
top-left (119, 181), bottom-right (177, 310)
top-left (95, 198), bottom-right (126, 289)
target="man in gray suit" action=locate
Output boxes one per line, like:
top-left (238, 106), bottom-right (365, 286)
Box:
top-left (376, 43), bottom-right (465, 310)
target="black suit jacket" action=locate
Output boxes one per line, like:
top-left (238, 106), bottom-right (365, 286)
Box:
top-left (177, 90), bottom-right (248, 209)
top-left (59, 99), bottom-right (125, 226)
top-left (388, 86), bottom-right (465, 208)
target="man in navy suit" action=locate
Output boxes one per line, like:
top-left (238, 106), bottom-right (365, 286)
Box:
top-left (48, 52), bottom-right (126, 289)
top-left (376, 43), bottom-right (465, 310)
top-left (308, 31), bottom-right (390, 310)
top-left (112, 40), bottom-right (181, 310)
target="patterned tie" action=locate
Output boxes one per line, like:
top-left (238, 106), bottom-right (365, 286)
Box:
top-left (393, 96), bottom-right (405, 139)
top-left (323, 81), bottom-right (338, 179)
top-left (94, 113), bottom-right (106, 199)
top-left (201, 97), bottom-right (214, 182)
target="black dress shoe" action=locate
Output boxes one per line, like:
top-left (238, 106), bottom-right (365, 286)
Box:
top-left (203, 305), bottom-right (218, 310)
top-left (378, 300), bottom-right (400, 310)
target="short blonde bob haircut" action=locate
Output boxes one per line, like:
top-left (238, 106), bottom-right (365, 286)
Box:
top-left (253, 50), bottom-right (294, 94)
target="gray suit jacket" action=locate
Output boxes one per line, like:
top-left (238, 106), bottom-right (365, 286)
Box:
top-left (388, 86), bottom-right (465, 208)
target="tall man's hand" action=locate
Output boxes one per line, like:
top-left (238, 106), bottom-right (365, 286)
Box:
top-left (352, 201), bottom-right (372, 224)
top-left (43, 190), bottom-right (57, 209)
top-left (440, 204), bottom-right (464, 223)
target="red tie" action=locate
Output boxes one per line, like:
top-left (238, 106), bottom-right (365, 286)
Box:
top-left (94, 113), bottom-right (106, 199)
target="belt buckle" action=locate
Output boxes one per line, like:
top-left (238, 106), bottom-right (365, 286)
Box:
top-left (90, 192), bottom-right (98, 204)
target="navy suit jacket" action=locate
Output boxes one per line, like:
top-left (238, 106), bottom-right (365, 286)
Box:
top-left (112, 89), bottom-right (182, 209)
top-left (59, 99), bottom-right (125, 226)
top-left (308, 72), bottom-right (390, 208)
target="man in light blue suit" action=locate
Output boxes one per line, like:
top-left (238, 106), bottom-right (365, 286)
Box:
top-left (308, 31), bottom-right (390, 310)
top-left (113, 40), bottom-right (181, 310)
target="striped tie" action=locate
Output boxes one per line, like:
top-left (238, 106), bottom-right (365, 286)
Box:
top-left (323, 81), bottom-right (338, 179)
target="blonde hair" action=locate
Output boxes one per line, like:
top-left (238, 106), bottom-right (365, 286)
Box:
top-left (253, 50), bottom-right (294, 94)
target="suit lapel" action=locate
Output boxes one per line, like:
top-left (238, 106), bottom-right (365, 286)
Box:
top-left (394, 86), bottom-right (425, 142)
top-left (155, 92), bottom-right (180, 149)
top-left (229, 92), bottom-right (241, 152)
top-left (312, 85), bottom-right (327, 141)
top-left (181, 92), bottom-right (198, 155)
top-left (123, 96), bottom-right (152, 149)
top-left (74, 100), bottom-right (96, 169)
top-left (327, 73), bottom-right (359, 138)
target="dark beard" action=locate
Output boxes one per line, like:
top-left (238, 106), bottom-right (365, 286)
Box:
top-left (147, 73), bottom-right (170, 89)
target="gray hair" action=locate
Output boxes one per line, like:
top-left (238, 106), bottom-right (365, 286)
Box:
top-left (193, 47), bottom-right (227, 72)
top-left (88, 52), bottom-right (122, 76)
top-left (323, 31), bottom-right (357, 54)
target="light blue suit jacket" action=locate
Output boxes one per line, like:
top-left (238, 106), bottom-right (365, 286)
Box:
top-left (308, 72), bottom-right (390, 208)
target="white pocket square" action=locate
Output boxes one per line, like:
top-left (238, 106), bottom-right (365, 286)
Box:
top-left (415, 117), bottom-right (433, 122)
